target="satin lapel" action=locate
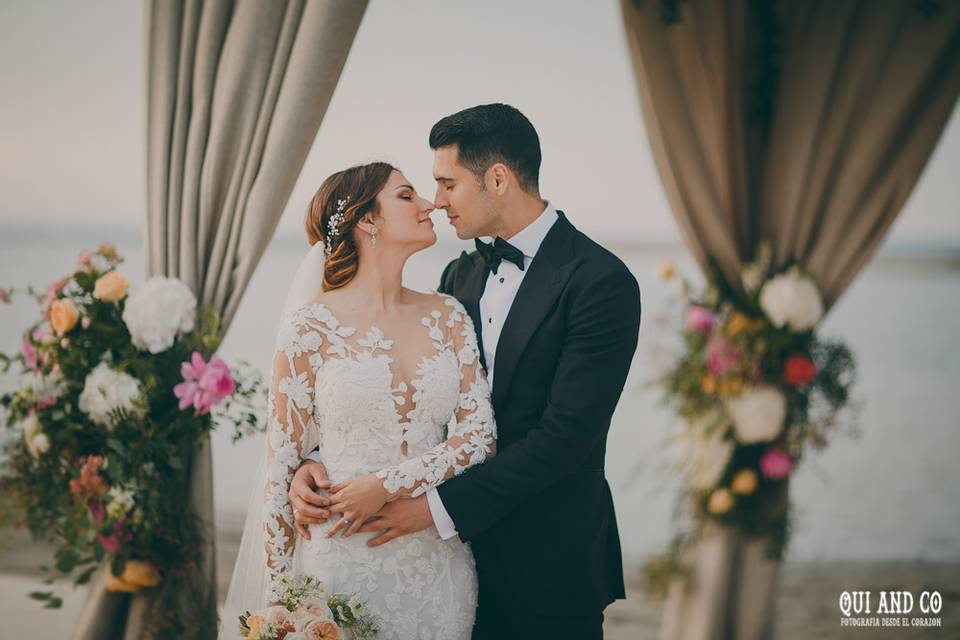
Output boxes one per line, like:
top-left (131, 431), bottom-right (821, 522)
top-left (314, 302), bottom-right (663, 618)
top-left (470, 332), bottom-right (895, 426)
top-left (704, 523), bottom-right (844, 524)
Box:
top-left (491, 211), bottom-right (582, 410)
top-left (454, 250), bottom-right (489, 371)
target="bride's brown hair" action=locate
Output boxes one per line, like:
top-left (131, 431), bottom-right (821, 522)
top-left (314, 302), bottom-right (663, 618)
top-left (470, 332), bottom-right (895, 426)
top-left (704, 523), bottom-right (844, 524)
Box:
top-left (305, 162), bottom-right (396, 291)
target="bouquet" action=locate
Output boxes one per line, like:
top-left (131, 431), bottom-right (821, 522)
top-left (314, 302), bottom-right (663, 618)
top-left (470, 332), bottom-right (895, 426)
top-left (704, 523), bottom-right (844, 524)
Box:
top-left (643, 245), bottom-right (857, 597)
top-left (0, 243), bottom-right (265, 636)
top-left (239, 575), bottom-right (380, 640)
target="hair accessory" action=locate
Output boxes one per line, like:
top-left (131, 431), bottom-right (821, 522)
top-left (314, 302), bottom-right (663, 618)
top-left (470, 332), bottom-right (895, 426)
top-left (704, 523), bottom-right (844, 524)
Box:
top-left (324, 196), bottom-right (350, 257)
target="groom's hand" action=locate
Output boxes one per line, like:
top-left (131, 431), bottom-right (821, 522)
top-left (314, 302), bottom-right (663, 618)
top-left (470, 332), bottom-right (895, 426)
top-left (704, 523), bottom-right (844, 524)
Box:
top-left (358, 494), bottom-right (433, 547)
top-left (290, 460), bottom-right (333, 540)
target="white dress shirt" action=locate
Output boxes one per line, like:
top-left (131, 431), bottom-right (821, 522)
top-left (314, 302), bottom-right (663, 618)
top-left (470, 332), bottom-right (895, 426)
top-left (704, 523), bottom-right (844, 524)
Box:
top-left (307, 202), bottom-right (560, 541)
top-left (427, 201), bottom-right (559, 540)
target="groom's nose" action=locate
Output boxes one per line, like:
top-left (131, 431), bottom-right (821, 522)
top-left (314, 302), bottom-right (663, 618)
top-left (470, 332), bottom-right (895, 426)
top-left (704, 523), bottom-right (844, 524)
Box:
top-left (434, 186), bottom-right (449, 209)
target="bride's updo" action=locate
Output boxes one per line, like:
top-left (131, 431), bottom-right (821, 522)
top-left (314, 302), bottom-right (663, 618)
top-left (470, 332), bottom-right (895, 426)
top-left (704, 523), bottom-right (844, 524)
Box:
top-left (305, 162), bottom-right (396, 291)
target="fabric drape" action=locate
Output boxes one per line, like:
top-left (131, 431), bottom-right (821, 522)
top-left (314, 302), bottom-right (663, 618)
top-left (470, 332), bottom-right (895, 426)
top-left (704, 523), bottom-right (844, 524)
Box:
top-left (620, 0), bottom-right (960, 637)
top-left (71, 2), bottom-right (368, 638)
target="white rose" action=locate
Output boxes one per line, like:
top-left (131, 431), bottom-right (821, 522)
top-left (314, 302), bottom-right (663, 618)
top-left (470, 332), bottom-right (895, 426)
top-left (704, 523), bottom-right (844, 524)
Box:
top-left (121, 276), bottom-right (196, 353)
top-left (22, 414), bottom-right (50, 458)
top-left (758, 266), bottom-right (824, 332)
top-left (676, 413), bottom-right (734, 490)
top-left (78, 361), bottom-right (144, 429)
top-left (725, 385), bottom-right (787, 444)
top-left (24, 370), bottom-right (66, 405)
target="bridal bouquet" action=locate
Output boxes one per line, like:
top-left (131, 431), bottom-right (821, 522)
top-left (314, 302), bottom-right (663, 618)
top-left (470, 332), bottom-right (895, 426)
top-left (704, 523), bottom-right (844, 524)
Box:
top-left (0, 244), bottom-right (264, 634)
top-left (239, 575), bottom-right (380, 640)
top-left (643, 244), bottom-right (857, 595)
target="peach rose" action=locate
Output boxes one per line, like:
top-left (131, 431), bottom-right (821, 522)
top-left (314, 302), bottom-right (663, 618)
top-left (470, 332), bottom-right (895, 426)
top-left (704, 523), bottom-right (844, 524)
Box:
top-left (105, 574), bottom-right (140, 593)
top-left (93, 271), bottom-right (129, 302)
top-left (246, 614), bottom-right (265, 639)
top-left (302, 618), bottom-right (341, 640)
top-left (121, 560), bottom-right (160, 588)
top-left (707, 488), bottom-right (734, 515)
top-left (731, 469), bottom-right (758, 495)
top-left (50, 299), bottom-right (80, 335)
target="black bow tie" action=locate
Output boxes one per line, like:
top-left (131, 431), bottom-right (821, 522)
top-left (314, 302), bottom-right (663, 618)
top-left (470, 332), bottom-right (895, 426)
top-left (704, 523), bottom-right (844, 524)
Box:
top-left (475, 237), bottom-right (525, 275)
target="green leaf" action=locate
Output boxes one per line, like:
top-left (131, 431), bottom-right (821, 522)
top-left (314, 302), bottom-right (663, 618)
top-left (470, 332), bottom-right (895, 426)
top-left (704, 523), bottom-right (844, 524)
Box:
top-left (28, 591), bottom-right (52, 601)
top-left (107, 438), bottom-right (126, 455)
top-left (44, 597), bottom-right (63, 609)
top-left (75, 565), bottom-right (97, 585)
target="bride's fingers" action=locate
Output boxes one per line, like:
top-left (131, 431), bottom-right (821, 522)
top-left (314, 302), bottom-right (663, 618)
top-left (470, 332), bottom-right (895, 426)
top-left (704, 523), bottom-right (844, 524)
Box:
top-left (328, 501), bottom-right (346, 514)
top-left (343, 517), bottom-right (366, 538)
top-left (330, 482), bottom-right (346, 493)
top-left (325, 516), bottom-right (351, 539)
top-left (294, 521), bottom-right (310, 540)
top-left (297, 489), bottom-right (333, 507)
top-left (294, 500), bottom-right (331, 520)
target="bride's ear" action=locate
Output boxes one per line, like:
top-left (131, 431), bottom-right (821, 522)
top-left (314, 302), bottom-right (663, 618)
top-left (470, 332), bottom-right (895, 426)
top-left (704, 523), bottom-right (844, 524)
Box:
top-left (354, 212), bottom-right (377, 236)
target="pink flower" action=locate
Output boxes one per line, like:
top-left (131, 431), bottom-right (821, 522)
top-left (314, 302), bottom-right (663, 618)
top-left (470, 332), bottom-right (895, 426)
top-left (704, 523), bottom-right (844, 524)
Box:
top-left (0, 287), bottom-right (10, 304)
top-left (98, 520), bottom-right (131, 553)
top-left (685, 306), bottom-right (715, 334)
top-left (76, 251), bottom-right (91, 269)
top-left (46, 276), bottom-right (70, 303)
top-left (760, 448), bottom-right (793, 480)
top-left (173, 351), bottom-right (236, 416)
top-left (21, 338), bottom-right (38, 371)
top-left (706, 337), bottom-right (740, 376)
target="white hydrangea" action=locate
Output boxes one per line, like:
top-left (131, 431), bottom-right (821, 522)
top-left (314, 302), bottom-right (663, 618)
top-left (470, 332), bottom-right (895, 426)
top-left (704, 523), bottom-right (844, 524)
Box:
top-left (78, 361), bottom-right (144, 429)
top-left (106, 486), bottom-right (136, 519)
top-left (676, 413), bottom-right (734, 490)
top-left (759, 266), bottom-right (824, 332)
top-left (121, 275), bottom-right (197, 353)
top-left (726, 385), bottom-right (787, 444)
top-left (23, 369), bottom-right (66, 404)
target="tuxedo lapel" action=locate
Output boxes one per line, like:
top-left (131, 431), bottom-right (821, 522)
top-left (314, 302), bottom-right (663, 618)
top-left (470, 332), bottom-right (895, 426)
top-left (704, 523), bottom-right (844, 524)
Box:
top-left (452, 250), bottom-right (489, 371)
top-left (491, 211), bottom-right (582, 410)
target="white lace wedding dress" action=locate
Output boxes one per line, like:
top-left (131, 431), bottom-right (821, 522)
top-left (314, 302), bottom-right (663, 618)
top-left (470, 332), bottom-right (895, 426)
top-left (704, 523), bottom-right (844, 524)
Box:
top-left (262, 292), bottom-right (495, 639)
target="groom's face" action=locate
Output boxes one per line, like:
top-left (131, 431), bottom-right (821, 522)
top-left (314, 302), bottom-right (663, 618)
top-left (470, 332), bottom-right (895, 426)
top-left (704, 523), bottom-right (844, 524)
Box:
top-left (432, 145), bottom-right (496, 240)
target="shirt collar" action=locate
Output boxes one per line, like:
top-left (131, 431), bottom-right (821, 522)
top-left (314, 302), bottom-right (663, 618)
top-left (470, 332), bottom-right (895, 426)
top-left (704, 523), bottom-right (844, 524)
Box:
top-left (502, 200), bottom-right (559, 259)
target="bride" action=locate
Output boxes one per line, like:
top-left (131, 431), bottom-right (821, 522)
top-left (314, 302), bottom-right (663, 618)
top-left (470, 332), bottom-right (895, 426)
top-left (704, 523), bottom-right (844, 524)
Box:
top-left (220, 162), bottom-right (497, 639)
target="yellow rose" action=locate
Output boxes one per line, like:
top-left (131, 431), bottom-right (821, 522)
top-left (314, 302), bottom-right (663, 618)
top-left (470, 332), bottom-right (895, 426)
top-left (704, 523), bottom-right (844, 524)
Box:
top-left (93, 271), bottom-right (129, 302)
top-left (700, 374), bottom-right (717, 394)
top-left (50, 299), bottom-right (80, 335)
top-left (707, 488), bottom-right (734, 514)
top-left (731, 469), bottom-right (758, 495)
top-left (105, 575), bottom-right (140, 593)
top-left (121, 560), bottom-right (160, 588)
top-left (725, 312), bottom-right (750, 337)
top-left (658, 260), bottom-right (675, 280)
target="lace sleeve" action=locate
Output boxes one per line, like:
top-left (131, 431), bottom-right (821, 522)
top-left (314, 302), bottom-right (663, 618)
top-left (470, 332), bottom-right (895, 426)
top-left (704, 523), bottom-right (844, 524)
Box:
top-left (263, 308), bottom-right (323, 603)
top-left (375, 296), bottom-right (497, 500)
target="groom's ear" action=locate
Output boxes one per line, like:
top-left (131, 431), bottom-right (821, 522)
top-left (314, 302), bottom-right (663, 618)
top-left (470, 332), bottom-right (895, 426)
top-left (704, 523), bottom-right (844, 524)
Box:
top-left (488, 163), bottom-right (511, 195)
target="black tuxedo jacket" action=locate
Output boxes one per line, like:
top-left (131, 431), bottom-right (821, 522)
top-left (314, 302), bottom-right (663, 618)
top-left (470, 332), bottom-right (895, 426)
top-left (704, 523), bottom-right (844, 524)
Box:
top-left (436, 211), bottom-right (641, 616)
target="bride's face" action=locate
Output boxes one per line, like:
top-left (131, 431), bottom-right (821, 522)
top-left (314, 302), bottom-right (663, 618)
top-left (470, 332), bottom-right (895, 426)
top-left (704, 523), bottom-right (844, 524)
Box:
top-left (365, 170), bottom-right (437, 253)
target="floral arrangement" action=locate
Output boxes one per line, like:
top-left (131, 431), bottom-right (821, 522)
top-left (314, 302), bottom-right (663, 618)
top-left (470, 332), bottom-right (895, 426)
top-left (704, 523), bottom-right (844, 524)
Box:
top-left (643, 245), bottom-right (857, 597)
top-left (239, 574), bottom-right (380, 640)
top-left (0, 244), bottom-right (264, 636)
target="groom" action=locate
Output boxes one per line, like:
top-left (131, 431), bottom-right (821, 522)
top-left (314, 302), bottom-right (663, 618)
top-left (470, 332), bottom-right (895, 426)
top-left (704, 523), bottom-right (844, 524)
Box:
top-left (290, 103), bottom-right (641, 638)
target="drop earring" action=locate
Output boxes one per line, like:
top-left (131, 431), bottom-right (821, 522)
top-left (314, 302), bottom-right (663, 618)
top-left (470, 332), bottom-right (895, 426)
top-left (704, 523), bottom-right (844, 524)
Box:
top-left (370, 226), bottom-right (378, 248)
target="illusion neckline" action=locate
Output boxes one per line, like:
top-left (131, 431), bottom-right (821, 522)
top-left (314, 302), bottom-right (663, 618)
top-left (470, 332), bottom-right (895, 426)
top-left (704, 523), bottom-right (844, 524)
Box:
top-left (302, 291), bottom-right (446, 348)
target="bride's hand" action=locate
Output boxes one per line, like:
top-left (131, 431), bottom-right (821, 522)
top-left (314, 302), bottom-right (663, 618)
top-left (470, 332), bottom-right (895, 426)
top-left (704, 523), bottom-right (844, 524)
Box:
top-left (326, 473), bottom-right (390, 538)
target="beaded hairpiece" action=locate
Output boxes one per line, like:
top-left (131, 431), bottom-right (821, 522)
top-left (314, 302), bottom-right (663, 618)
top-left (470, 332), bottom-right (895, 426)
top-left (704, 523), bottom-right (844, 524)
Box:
top-left (324, 196), bottom-right (350, 257)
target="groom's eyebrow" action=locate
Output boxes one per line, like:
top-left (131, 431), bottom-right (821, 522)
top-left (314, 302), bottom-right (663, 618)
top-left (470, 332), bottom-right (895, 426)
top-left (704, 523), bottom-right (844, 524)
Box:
top-left (434, 176), bottom-right (453, 183)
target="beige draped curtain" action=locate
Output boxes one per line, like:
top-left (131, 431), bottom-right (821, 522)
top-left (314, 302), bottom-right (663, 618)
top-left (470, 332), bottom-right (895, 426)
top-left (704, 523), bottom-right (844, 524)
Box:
top-left (621, 0), bottom-right (960, 638)
top-left (71, 1), bottom-right (368, 638)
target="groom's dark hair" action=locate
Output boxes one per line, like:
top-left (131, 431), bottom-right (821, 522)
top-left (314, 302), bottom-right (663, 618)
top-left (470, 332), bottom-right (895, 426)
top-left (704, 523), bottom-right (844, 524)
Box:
top-left (429, 103), bottom-right (541, 193)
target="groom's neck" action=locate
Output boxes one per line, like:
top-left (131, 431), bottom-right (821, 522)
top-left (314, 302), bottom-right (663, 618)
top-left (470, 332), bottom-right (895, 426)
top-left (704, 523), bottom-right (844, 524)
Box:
top-left (494, 193), bottom-right (548, 241)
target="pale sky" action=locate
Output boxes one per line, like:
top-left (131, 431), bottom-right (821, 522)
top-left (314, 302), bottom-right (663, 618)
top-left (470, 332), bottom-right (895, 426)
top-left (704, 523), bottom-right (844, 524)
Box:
top-left (1, 0), bottom-right (957, 247)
